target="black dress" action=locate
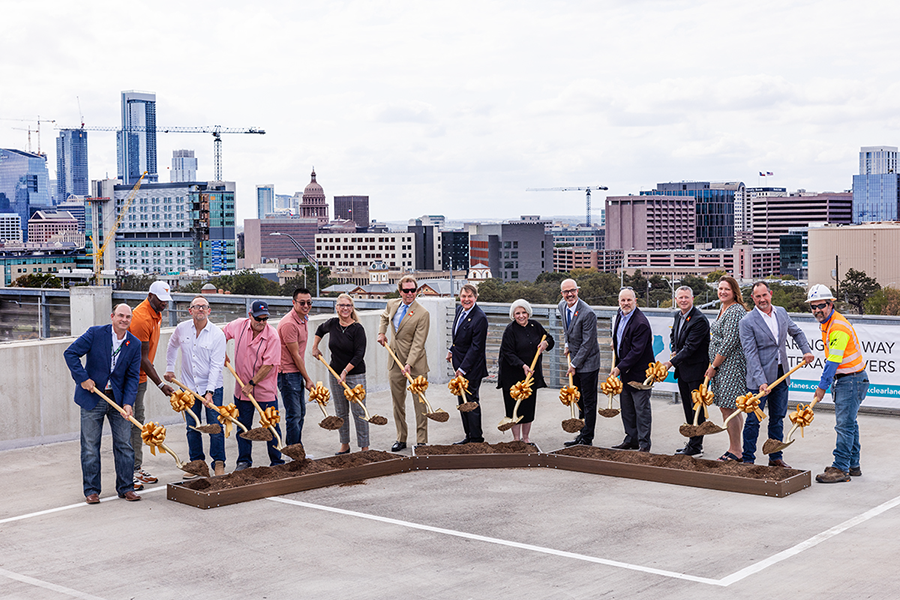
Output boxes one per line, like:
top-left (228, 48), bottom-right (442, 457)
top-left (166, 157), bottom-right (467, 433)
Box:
top-left (496, 320), bottom-right (555, 423)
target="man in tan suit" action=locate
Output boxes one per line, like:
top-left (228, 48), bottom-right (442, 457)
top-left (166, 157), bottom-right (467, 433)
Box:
top-left (378, 275), bottom-right (430, 451)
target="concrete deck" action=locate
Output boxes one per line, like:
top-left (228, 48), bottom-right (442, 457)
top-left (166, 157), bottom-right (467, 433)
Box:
top-left (2, 387), bottom-right (898, 600)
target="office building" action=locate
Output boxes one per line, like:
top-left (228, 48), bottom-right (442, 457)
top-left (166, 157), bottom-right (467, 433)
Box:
top-left (407, 223), bottom-right (442, 271)
top-left (779, 227), bottom-right (807, 279)
top-left (550, 225), bottom-right (605, 250)
top-left (116, 90), bottom-right (158, 185)
top-left (739, 186), bottom-right (786, 232)
top-left (257, 184), bottom-right (275, 218)
top-left (440, 230), bottom-right (469, 270)
top-left (619, 245), bottom-right (780, 282)
top-left (56, 129), bottom-right (89, 202)
top-left (751, 192), bottom-right (852, 247)
top-left (334, 195), bottom-right (370, 226)
top-left (809, 222), bottom-right (900, 288)
top-left (299, 169), bottom-right (329, 226)
top-left (409, 215), bottom-right (445, 228)
top-left (859, 146), bottom-right (898, 175)
top-left (468, 218), bottom-right (553, 282)
top-left (0, 214), bottom-right (22, 243)
top-left (648, 181), bottom-right (736, 249)
top-left (170, 150), bottom-right (197, 182)
top-left (605, 194), bottom-right (695, 250)
top-left (553, 247), bottom-right (599, 272)
top-left (28, 210), bottom-right (79, 243)
top-left (243, 217), bottom-right (318, 265)
top-left (315, 232), bottom-right (416, 270)
top-left (0, 149), bottom-right (52, 242)
top-left (57, 198), bottom-right (86, 232)
top-left (853, 146), bottom-right (900, 223)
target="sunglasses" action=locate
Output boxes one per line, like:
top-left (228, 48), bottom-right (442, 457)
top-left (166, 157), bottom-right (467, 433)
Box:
top-left (253, 315), bottom-right (269, 322)
top-left (294, 300), bottom-right (312, 306)
top-left (400, 288), bottom-right (417, 294)
top-left (810, 302), bottom-right (829, 311)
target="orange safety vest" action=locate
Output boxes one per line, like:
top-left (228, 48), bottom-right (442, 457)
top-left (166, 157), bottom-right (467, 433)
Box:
top-left (820, 310), bottom-right (865, 374)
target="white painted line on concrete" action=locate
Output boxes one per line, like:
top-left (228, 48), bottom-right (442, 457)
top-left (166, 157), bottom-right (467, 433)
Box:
top-left (0, 486), bottom-right (166, 525)
top-left (0, 566), bottom-right (107, 600)
top-left (267, 497), bottom-right (724, 586)
top-left (718, 493), bottom-right (900, 586)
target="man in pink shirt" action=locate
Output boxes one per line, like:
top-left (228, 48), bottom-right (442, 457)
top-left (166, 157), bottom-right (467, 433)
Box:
top-left (222, 300), bottom-right (284, 469)
top-left (277, 287), bottom-right (314, 447)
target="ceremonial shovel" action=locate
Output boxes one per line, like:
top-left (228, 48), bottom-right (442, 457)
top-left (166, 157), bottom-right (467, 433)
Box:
top-left (383, 343), bottom-right (449, 422)
top-left (316, 354), bottom-right (388, 425)
top-left (706, 362), bottom-right (805, 436)
top-left (498, 335), bottom-right (545, 431)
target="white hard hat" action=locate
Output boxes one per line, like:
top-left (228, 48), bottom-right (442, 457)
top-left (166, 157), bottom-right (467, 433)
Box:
top-left (806, 284), bottom-right (835, 303)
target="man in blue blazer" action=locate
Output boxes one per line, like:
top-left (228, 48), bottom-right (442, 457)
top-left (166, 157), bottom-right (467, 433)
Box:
top-left (611, 287), bottom-right (656, 452)
top-left (448, 284), bottom-right (489, 444)
top-left (739, 281), bottom-right (814, 467)
top-left (64, 304), bottom-right (143, 503)
top-left (559, 278), bottom-right (601, 446)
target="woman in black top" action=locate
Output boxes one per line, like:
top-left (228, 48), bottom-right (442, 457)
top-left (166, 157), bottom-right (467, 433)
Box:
top-left (497, 299), bottom-right (554, 443)
top-left (312, 294), bottom-right (369, 454)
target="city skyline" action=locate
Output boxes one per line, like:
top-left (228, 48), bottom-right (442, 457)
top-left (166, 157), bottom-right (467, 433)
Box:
top-left (2, 1), bottom-right (899, 226)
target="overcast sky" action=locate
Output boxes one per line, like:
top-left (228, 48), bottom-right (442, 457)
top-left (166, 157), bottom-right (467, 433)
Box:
top-left (2, 0), bottom-right (898, 226)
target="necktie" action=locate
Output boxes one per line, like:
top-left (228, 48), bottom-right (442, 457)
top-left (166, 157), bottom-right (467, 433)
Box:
top-left (454, 310), bottom-right (467, 336)
top-left (566, 307), bottom-right (572, 329)
top-left (394, 303), bottom-right (408, 330)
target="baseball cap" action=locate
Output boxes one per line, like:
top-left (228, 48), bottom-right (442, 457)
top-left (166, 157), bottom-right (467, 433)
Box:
top-left (149, 281), bottom-right (172, 302)
top-left (251, 300), bottom-right (270, 317)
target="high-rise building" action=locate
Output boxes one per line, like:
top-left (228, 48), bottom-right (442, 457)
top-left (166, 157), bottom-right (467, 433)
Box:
top-left (407, 224), bottom-right (442, 271)
top-left (751, 192), bottom-right (852, 247)
top-left (0, 214), bottom-right (22, 243)
top-left (650, 182), bottom-right (736, 249)
top-left (440, 230), bottom-right (469, 270)
top-left (57, 198), bottom-right (86, 231)
top-left (0, 149), bottom-right (52, 242)
top-left (299, 169), bottom-right (329, 226)
top-left (334, 195), bottom-right (370, 226)
top-left (28, 210), bottom-right (79, 243)
top-left (468, 218), bottom-right (553, 282)
top-left (116, 90), bottom-right (158, 185)
top-left (859, 146), bottom-right (898, 175)
top-left (56, 129), bottom-right (89, 202)
top-left (257, 184), bottom-right (275, 218)
top-left (243, 217), bottom-right (318, 265)
top-left (853, 146), bottom-right (900, 223)
top-left (315, 232), bottom-right (416, 270)
top-left (170, 149), bottom-right (197, 182)
top-left (739, 186), bottom-right (785, 232)
top-left (605, 195), bottom-right (695, 250)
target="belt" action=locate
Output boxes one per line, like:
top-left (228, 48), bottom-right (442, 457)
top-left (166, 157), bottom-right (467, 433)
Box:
top-left (835, 370), bottom-right (865, 380)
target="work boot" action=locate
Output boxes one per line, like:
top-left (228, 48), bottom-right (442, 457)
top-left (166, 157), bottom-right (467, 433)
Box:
top-left (849, 466), bottom-right (862, 477)
top-left (214, 461), bottom-right (225, 476)
top-left (815, 466), bottom-right (850, 483)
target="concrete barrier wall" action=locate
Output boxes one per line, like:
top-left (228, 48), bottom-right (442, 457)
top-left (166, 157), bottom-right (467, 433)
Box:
top-left (0, 296), bottom-right (454, 451)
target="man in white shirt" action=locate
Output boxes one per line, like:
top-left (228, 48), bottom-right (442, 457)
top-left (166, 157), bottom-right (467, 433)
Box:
top-left (165, 295), bottom-right (227, 476)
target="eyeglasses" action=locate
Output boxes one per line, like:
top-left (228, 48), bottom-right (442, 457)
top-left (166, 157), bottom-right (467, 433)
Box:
top-left (294, 300), bottom-right (312, 306)
top-left (253, 315), bottom-right (269, 322)
top-left (620, 286), bottom-right (633, 291)
top-left (189, 305), bottom-right (209, 310)
top-left (400, 288), bottom-right (417, 294)
top-left (337, 304), bottom-right (353, 309)
top-left (810, 302), bottom-right (829, 311)
top-left (561, 289), bottom-right (578, 296)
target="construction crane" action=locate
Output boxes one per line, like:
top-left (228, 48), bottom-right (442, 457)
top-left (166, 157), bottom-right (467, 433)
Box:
top-left (526, 185), bottom-right (609, 227)
top-left (1, 116), bottom-right (56, 154)
top-left (57, 125), bottom-right (265, 181)
top-left (90, 171), bottom-right (147, 283)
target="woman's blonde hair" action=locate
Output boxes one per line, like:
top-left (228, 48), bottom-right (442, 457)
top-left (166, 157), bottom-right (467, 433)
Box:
top-left (336, 293), bottom-right (359, 322)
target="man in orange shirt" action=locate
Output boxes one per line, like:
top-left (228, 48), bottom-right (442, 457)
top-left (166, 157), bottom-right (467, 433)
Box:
top-left (129, 281), bottom-right (175, 489)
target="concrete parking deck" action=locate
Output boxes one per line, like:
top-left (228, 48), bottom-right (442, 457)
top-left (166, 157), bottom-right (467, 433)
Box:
top-left (2, 387), bottom-right (898, 600)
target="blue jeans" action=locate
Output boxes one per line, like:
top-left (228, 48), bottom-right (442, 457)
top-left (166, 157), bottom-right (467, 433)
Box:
top-left (278, 372), bottom-right (307, 446)
top-left (832, 371), bottom-right (868, 472)
top-left (186, 387), bottom-right (226, 466)
top-left (81, 391), bottom-right (135, 497)
top-left (235, 397), bottom-right (285, 467)
top-left (742, 375), bottom-right (790, 463)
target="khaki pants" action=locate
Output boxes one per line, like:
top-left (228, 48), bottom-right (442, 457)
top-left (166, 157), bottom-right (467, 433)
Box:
top-left (390, 369), bottom-right (428, 444)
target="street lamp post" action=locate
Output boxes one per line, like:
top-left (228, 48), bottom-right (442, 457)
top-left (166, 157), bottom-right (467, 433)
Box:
top-left (269, 232), bottom-right (320, 297)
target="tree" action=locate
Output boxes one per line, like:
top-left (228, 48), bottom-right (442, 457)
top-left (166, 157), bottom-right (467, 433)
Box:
top-left (118, 273), bottom-right (158, 292)
top-left (707, 270), bottom-right (727, 283)
top-left (840, 268), bottom-right (880, 315)
top-left (11, 273), bottom-right (62, 288)
top-left (679, 274), bottom-right (712, 304)
top-left (865, 286), bottom-right (900, 316)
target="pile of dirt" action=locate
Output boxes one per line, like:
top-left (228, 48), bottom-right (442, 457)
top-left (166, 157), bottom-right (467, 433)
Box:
top-left (554, 446), bottom-right (802, 481)
top-left (415, 441), bottom-right (537, 455)
top-left (240, 428), bottom-right (273, 441)
top-left (319, 416), bottom-right (343, 430)
top-left (182, 450), bottom-right (397, 492)
top-left (561, 418), bottom-right (584, 433)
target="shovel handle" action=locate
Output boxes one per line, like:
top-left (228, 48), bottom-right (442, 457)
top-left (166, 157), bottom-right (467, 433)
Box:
top-left (225, 359), bottom-right (285, 449)
top-left (317, 354), bottom-right (353, 393)
top-left (522, 335), bottom-right (547, 388)
top-left (566, 353), bottom-right (574, 388)
top-left (383, 342), bottom-right (434, 411)
top-left (172, 377), bottom-right (247, 433)
top-left (753, 362), bottom-right (805, 402)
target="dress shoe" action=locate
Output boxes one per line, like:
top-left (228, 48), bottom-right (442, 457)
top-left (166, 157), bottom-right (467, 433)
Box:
top-left (234, 462), bottom-right (251, 471)
top-left (85, 494), bottom-right (100, 505)
top-left (768, 458), bottom-right (792, 469)
top-left (334, 449), bottom-right (351, 455)
top-left (118, 491), bottom-right (141, 501)
top-left (849, 466), bottom-right (862, 477)
top-left (391, 441), bottom-right (407, 452)
top-left (611, 442), bottom-right (639, 450)
top-left (563, 436), bottom-right (583, 447)
top-left (638, 447), bottom-right (651, 453)
top-left (415, 443), bottom-right (426, 448)
top-left (468, 437), bottom-right (485, 443)
top-left (675, 446), bottom-right (703, 458)
top-left (453, 438), bottom-right (470, 445)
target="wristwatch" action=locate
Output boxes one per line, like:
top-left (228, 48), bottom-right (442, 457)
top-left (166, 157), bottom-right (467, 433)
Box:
top-left (248, 379), bottom-right (256, 386)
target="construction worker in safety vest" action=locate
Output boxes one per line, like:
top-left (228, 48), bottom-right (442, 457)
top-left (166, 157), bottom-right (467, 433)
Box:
top-left (807, 284), bottom-right (869, 484)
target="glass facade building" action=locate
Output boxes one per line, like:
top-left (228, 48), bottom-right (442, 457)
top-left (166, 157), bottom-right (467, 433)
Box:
top-left (256, 184), bottom-right (275, 218)
top-left (116, 91), bottom-right (158, 185)
top-left (0, 149), bottom-right (52, 242)
top-left (643, 182), bottom-right (735, 249)
top-left (852, 173), bottom-right (900, 223)
top-left (56, 129), bottom-right (89, 202)
top-left (170, 149), bottom-right (198, 182)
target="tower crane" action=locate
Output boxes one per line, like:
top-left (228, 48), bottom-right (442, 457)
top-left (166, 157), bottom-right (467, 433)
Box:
top-left (57, 124), bottom-right (265, 181)
top-left (90, 171), bottom-right (147, 283)
top-left (1, 116), bottom-right (57, 154)
top-left (526, 185), bottom-right (609, 227)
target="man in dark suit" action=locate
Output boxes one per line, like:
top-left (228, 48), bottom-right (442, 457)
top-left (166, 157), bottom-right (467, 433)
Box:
top-left (64, 303), bottom-right (143, 504)
top-left (611, 287), bottom-right (656, 452)
top-left (739, 281), bottom-right (814, 467)
top-left (558, 278), bottom-right (601, 446)
top-left (663, 286), bottom-right (710, 457)
top-left (447, 283), bottom-right (488, 444)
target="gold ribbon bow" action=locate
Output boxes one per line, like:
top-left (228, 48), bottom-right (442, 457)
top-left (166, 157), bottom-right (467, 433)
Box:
top-left (691, 384), bottom-right (715, 418)
top-left (559, 385), bottom-right (581, 406)
top-left (259, 406), bottom-right (280, 428)
top-left (344, 384), bottom-right (366, 403)
top-left (169, 389), bottom-right (194, 412)
top-left (510, 379), bottom-right (533, 401)
top-left (216, 403), bottom-right (239, 438)
top-left (645, 361), bottom-right (668, 383)
top-left (789, 403), bottom-right (815, 437)
top-left (309, 382), bottom-right (331, 405)
top-left (408, 376), bottom-right (429, 395)
top-left (600, 376), bottom-right (623, 396)
top-left (448, 375), bottom-right (470, 397)
top-left (141, 422), bottom-right (167, 456)
top-left (736, 392), bottom-right (767, 421)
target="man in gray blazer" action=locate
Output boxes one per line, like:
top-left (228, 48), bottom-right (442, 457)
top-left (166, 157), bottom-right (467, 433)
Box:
top-left (558, 278), bottom-right (601, 446)
top-left (739, 281), bottom-right (814, 467)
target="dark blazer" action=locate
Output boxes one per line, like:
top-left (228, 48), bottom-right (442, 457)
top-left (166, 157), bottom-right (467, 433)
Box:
top-left (497, 319), bottom-right (555, 389)
top-left (450, 303), bottom-right (488, 381)
top-left (557, 298), bottom-right (601, 372)
top-left (669, 307), bottom-right (710, 382)
top-left (612, 307), bottom-right (655, 384)
top-left (64, 324), bottom-right (142, 410)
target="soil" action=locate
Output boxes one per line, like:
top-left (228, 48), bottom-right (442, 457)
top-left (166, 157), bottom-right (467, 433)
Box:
top-left (597, 409), bottom-right (620, 418)
top-left (457, 402), bottom-right (478, 413)
top-left (761, 438), bottom-right (788, 455)
top-left (183, 459), bottom-right (211, 477)
top-left (680, 421), bottom-right (725, 438)
top-left (240, 428), bottom-right (273, 441)
top-left (415, 441), bottom-right (537, 455)
top-left (279, 443), bottom-right (307, 462)
top-left (554, 446), bottom-right (803, 481)
top-left (562, 418), bottom-right (584, 433)
top-left (368, 415), bottom-right (389, 426)
top-left (193, 424), bottom-right (222, 435)
top-left (427, 410), bottom-right (450, 422)
top-left (497, 420), bottom-right (514, 432)
top-left (319, 416), bottom-right (344, 430)
top-left (181, 450), bottom-right (398, 492)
